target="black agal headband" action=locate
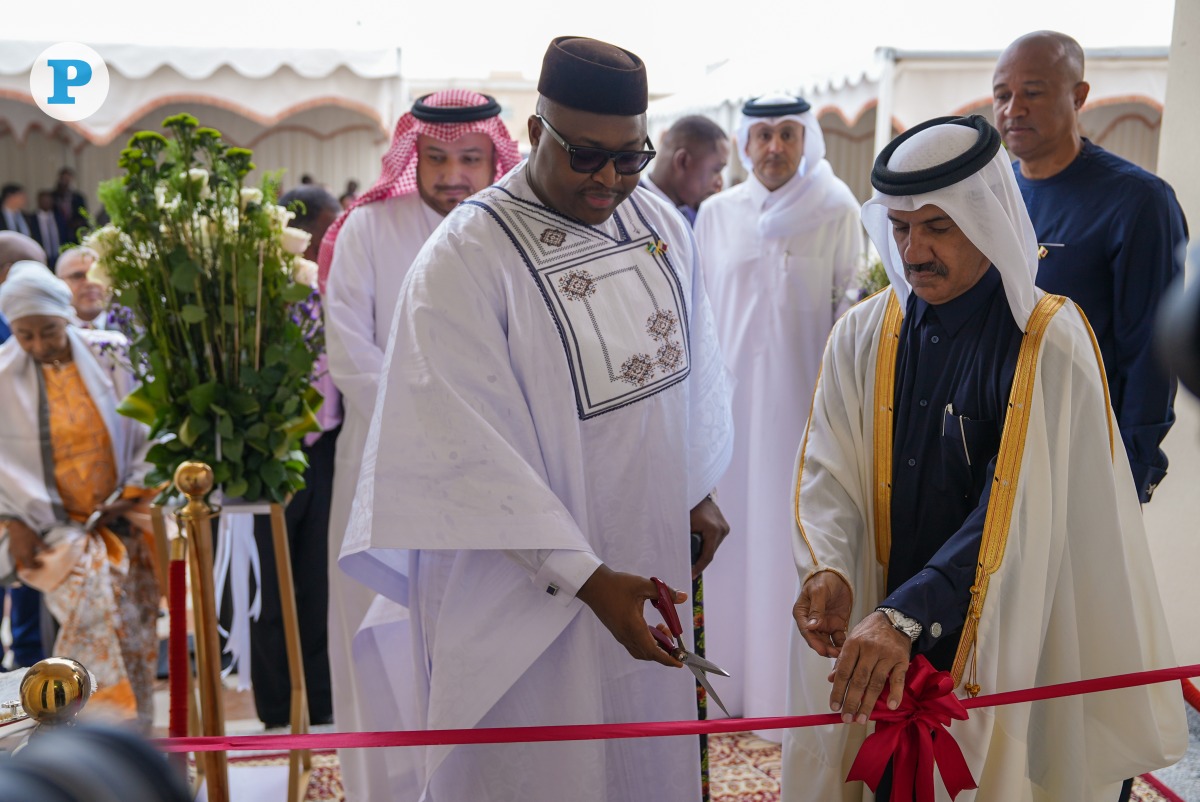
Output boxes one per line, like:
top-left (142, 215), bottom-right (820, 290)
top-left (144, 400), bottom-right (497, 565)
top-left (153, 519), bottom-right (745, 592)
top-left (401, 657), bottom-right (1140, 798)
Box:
top-left (870, 115), bottom-right (1002, 196)
top-left (742, 96), bottom-right (811, 117)
top-left (411, 94), bottom-right (502, 123)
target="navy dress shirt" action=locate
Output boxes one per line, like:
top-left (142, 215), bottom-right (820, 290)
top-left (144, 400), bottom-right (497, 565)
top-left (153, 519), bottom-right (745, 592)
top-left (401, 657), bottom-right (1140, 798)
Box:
top-left (1015, 140), bottom-right (1187, 501)
top-left (881, 267), bottom-right (1023, 669)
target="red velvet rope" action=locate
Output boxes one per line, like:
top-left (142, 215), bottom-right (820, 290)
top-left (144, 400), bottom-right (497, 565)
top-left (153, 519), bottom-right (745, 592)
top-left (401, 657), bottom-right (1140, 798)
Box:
top-left (168, 558), bottom-right (188, 741)
top-left (156, 662), bottom-right (1200, 754)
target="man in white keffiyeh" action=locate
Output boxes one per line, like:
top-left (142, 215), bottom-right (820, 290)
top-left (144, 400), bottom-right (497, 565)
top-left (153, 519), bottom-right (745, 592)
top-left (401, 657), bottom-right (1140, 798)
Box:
top-left (782, 115), bottom-right (1185, 801)
top-left (318, 90), bottom-right (521, 801)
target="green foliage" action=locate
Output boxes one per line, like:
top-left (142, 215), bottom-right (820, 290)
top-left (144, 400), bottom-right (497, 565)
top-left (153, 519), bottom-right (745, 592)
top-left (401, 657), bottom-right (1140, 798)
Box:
top-left (85, 115), bottom-right (324, 502)
top-left (856, 254), bottom-right (891, 299)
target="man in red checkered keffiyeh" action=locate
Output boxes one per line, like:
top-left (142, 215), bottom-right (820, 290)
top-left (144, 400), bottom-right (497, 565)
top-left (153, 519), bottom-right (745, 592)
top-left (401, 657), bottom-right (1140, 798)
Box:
top-left (317, 89), bottom-right (521, 291)
top-left (320, 90), bottom-right (520, 802)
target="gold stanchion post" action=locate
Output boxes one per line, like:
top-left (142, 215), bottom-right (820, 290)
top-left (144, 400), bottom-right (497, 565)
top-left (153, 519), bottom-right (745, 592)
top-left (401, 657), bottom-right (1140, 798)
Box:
top-left (174, 462), bottom-right (229, 802)
top-left (269, 501), bottom-right (313, 802)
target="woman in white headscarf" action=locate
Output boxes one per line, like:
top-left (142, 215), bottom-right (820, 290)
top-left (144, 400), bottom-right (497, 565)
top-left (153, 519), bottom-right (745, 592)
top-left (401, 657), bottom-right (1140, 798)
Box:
top-left (0, 262), bottom-right (159, 728)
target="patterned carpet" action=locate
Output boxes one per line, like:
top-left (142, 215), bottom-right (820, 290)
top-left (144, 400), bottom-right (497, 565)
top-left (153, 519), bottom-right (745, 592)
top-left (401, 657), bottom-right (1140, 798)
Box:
top-left (234, 734), bottom-right (1178, 801)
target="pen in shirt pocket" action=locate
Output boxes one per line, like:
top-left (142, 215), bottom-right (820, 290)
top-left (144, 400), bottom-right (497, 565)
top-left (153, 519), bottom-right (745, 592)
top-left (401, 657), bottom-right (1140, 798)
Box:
top-left (1037, 242), bottom-right (1064, 260)
top-left (944, 403), bottom-right (972, 466)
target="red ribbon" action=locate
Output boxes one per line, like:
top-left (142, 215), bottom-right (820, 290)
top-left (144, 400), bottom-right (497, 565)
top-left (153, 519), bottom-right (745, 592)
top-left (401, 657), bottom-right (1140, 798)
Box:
top-left (845, 656), bottom-right (976, 801)
top-left (155, 661), bottom-right (1200, 755)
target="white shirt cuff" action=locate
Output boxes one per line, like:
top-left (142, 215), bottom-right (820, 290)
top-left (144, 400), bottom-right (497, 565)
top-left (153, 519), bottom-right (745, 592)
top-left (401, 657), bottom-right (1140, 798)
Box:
top-left (535, 549), bottom-right (603, 605)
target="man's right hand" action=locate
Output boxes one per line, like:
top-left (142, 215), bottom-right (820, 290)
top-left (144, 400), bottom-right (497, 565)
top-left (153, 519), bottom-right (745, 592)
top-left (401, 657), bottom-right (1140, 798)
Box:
top-left (4, 519), bottom-right (46, 570)
top-left (576, 564), bottom-right (686, 668)
top-left (793, 570), bottom-right (853, 658)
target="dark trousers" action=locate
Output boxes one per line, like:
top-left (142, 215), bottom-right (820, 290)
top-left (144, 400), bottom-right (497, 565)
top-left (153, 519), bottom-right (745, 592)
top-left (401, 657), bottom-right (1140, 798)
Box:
top-left (9, 584), bottom-right (45, 667)
top-left (249, 426), bottom-right (338, 727)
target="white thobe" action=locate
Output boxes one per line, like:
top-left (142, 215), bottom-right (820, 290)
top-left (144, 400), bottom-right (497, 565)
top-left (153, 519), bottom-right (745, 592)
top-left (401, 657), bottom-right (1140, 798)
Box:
top-left (323, 191), bottom-right (443, 801)
top-left (783, 290), bottom-right (1186, 801)
top-left (340, 163), bottom-right (734, 801)
top-left (693, 167), bottom-right (862, 728)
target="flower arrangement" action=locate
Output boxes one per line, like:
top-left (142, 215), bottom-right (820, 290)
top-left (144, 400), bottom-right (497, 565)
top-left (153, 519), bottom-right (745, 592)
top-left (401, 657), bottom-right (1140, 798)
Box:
top-left (86, 113), bottom-right (323, 503)
top-left (855, 253), bottom-right (891, 300)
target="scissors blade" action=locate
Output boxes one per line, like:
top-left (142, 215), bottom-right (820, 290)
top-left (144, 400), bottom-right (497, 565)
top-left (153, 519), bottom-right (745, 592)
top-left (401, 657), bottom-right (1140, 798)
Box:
top-left (683, 652), bottom-right (730, 678)
top-left (690, 666), bottom-right (731, 717)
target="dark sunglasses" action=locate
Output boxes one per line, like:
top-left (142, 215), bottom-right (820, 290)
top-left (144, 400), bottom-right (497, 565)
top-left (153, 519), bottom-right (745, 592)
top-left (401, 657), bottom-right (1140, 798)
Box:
top-left (536, 115), bottom-right (656, 175)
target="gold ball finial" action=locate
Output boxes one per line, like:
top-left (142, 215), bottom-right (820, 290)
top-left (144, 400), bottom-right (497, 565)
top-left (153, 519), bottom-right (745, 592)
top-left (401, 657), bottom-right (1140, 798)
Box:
top-left (19, 658), bottom-right (93, 725)
top-left (175, 461), bottom-right (214, 500)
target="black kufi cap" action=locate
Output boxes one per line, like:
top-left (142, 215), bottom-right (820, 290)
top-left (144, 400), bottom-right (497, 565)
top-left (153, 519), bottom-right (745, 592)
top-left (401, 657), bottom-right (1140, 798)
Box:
top-left (741, 96), bottom-right (811, 117)
top-left (871, 115), bottom-right (1002, 196)
top-left (538, 36), bottom-right (648, 115)
top-left (411, 93), bottom-right (502, 123)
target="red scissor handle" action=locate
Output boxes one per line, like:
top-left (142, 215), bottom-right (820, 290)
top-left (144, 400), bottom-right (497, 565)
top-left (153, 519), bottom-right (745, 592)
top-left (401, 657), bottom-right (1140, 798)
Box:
top-left (649, 576), bottom-right (682, 639)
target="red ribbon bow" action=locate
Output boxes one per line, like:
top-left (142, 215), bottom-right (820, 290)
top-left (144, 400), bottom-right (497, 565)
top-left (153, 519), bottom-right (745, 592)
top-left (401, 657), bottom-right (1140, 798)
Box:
top-left (846, 655), bottom-right (978, 802)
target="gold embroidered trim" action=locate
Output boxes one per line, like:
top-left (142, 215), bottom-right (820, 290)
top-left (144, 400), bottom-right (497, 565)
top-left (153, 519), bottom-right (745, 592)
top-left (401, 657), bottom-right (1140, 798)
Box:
top-left (793, 289), bottom-right (896, 570)
top-left (952, 294), bottom-right (1067, 690)
top-left (1074, 302), bottom-right (1115, 460)
top-left (872, 292), bottom-right (903, 570)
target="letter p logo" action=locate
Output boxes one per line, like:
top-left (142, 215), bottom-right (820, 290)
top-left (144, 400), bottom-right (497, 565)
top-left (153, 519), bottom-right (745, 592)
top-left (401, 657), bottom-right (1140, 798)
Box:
top-left (46, 59), bottom-right (93, 105)
top-left (31, 43), bottom-right (109, 122)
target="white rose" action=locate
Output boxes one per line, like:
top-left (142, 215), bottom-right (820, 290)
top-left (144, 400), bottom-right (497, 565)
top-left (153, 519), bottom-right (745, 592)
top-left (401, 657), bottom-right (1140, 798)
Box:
top-left (281, 226), bottom-right (311, 256)
top-left (240, 187), bottom-right (263, 210)
top-left (81, 224), bottom-right (120, 261)
top-left (86, 258), bottom-right (112, 289)
top-left (221, 206), bottom-right (240, 235)
top-left (186, 168), bottom-right (209, 191)
top-left (267, 204), bottom-right (295, 230)
top-left (291, 257), bottom-right (318, 289)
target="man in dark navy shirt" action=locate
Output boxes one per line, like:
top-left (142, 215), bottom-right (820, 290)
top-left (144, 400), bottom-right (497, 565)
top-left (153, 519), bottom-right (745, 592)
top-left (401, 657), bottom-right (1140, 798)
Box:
top-left (995, 30), bottom-right (1188, 503)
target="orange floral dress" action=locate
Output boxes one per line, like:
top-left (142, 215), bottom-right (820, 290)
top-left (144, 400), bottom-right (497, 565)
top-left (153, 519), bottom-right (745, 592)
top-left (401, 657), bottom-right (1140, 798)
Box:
top-left (41, 361), bottom-right (159, 728)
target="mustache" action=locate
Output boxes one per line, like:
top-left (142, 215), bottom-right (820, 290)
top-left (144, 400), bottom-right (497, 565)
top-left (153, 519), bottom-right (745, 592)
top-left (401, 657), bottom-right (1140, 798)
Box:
top-left (434, 184), bottom-right (473, 193)
top-left (903, 261), bottom-right (949, 277)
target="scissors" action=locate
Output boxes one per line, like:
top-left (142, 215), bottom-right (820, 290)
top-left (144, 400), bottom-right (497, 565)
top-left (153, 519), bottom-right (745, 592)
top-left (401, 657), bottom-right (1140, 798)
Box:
top-left (647, 576), bottom-right (732, 717)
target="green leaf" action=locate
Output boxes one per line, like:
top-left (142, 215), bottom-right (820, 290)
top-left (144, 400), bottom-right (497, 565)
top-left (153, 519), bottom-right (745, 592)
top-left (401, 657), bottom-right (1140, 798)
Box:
top-left (169, 257), bottom-right (201, 292)
top-left (227, 392), bottom-right (260, 416)
top-left (281, 282), bottom-right (312, 303)
top-left (187, 381), bottom-right (217, 416)
top-left (216, 412), bottom-right (234, 439)
top-left (179, 414), bottom-right (211, 447)
top-left (223, 477), bottom-right (249, 499)
top-left (222, 435), bottom-right (244, 461)
top-left (146, 442), bottom-right (175, 466)
top-left (264, 344), bottom-right (287, 367)
top-left (181, 305), bottom-right (207, 324)
top-left (246, 422), bottom-right (268, 441)
top-left (116, 384), bottom-right (159, 426)
top-left (283, 401), bottom-right (320, 440)
top-left (244, 475), bottom-right (263, 502)
top-left (260, 459), bottom-right (286, 488)
top-left (212, 462), bottom-right (232, 485)
top-left (287, 347), bottom-right (313, 374)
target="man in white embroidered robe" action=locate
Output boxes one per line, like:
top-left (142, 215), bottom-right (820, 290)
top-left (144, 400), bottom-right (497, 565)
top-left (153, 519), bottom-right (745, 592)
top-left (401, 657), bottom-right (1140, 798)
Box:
top-left (318, 90), bottom-right (521, 800)
top-left (694, 95), bottom-right (863, 725)
top-left (783, 116), bottom-right (1185, 801)
top-left (340, 36), bottom-right (733, 801)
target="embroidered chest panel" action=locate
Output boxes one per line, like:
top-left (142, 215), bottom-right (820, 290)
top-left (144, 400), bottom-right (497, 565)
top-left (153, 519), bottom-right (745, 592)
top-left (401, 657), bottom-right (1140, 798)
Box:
top-left (470, 189), bottom-right (691, 420)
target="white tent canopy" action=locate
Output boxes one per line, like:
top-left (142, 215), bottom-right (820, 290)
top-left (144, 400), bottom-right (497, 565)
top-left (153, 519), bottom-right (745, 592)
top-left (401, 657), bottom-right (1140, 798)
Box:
top-left (0, 42), bottom-right (402, 215)
top-left (651, 46), bottom-right (1169, 201)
